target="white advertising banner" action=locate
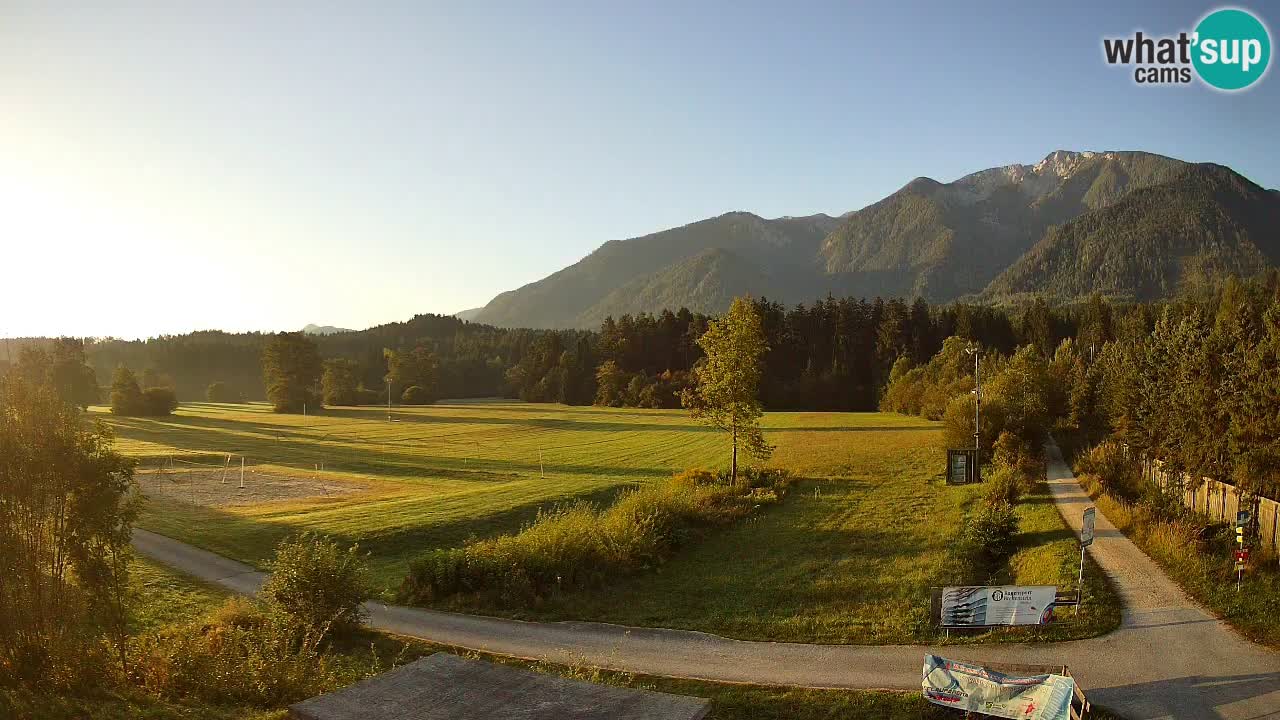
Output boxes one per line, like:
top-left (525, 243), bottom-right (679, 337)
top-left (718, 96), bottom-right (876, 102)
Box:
top-left (940, 585), bottom-right (1057, 627)
top-left (922, 655), bottom-right (1074, 720)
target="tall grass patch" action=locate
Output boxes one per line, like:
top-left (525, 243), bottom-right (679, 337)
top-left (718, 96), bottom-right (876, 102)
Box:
top-left (399, 468), bottom-right (791, 605)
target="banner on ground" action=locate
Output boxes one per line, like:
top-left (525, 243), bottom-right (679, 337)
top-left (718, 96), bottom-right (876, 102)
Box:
top-left (940, 585), bottom-right (1056, 627)
top-left (922, 654), bottom-right (1074, 720)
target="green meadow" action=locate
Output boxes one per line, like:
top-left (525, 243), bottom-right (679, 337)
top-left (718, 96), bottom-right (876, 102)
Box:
top-left (94, 401), bottom-right (1115, 644)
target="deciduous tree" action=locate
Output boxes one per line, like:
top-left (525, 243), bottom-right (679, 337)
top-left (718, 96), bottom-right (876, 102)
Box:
top-left (109, 366), bottom-right (145, 416)
top-left (262, 333), bottom-right (322, 413)
top-left (680, 297), bottom-right (772, 482)
top-left (0, 371), bottom-right (137, 683)
top-left (321, 358), bottom-right (361, 406)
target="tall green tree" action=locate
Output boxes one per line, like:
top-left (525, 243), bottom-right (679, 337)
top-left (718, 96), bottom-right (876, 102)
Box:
top-left (16, 340), bottom-right (99, 408)
top-left (680, 297), bottom-right (772, 481)
top-left (0, 371), bottom-right (137, 683)
top-left (321, 358), bottom-right (361, 406)
top-left (384, 344), bottom-right (439, 404)
top-left (109, 366), bottom-right (145, 416)
top-left (262, 333), bottom-right (322, 413)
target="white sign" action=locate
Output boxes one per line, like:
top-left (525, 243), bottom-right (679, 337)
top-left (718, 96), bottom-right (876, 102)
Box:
top-left (1082, 507), bottom-right (1096, 547)
top-left (923, 655), bottom-right (1074, 720)
top-left (941, 585), bottom-right (1057, 627)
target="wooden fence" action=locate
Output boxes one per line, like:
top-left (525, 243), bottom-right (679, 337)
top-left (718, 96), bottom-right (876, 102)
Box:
top-left (1149, 460), bottom-right (1280, 558)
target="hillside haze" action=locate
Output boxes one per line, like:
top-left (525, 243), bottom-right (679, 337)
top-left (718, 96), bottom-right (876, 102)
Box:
top-left (471, 150), bottom-right (1278, 328)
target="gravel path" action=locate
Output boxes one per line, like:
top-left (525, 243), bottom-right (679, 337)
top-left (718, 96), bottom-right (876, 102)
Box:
top-left (132, 442), bottom-right (1280, 719)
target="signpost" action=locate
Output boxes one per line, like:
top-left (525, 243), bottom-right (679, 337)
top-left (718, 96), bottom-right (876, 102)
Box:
top-left (922, 655), bottom-right (1075, 720)
top-left (940, 586), bottom-right (1058, 628)
top-left (1077, 507), bottom-right (1096, 610)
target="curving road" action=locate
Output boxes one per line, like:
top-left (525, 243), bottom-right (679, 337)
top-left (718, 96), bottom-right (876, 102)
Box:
top-left (132, 443), bottom-right (1280, 719)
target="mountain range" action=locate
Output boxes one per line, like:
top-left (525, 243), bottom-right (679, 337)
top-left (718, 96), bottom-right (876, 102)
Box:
top-left (470, 151), bottom-right (1280, 329)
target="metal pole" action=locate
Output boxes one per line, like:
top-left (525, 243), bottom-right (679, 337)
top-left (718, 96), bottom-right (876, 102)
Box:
top-left (973, 349), bottom-right (981, 480)
top-left (1077, 545), bottom-right (1086, 614)
top-left (387, 379), bottom-right (392, 422)
top-left (240, 456), bottom-right (245, 489)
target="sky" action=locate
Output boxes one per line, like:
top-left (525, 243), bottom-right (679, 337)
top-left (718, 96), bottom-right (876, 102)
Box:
top-left (2, 0), bottom-right (1278, 339)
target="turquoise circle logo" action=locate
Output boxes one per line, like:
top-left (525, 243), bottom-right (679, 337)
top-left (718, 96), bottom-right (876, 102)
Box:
top-left (1193, 8), bottom-right (1271, 90)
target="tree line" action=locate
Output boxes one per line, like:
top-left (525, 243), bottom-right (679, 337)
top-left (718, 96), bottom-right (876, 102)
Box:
top-left (875, 274), bottom-right (1280, 501)
top-left (0, 294), bottom-right (1179, 414)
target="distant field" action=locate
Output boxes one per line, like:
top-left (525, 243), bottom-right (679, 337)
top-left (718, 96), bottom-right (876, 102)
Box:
top-left (95, 401), bottom-right (1115, 643)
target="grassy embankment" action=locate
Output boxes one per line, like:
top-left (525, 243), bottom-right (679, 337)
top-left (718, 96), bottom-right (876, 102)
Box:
top-left (94, 401), bottom-right (1116, 644)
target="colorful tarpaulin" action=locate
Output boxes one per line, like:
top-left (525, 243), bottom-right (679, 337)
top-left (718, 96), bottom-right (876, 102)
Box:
top-left (922, 655), bottom-right (1074, 720)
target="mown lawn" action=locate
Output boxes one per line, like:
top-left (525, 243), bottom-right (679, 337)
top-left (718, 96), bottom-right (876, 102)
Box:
top-left (93, 401), bottom-right (1116, 644)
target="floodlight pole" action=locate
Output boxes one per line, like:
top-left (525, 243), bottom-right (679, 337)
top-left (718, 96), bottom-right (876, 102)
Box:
top-left (967, 346), bottom-right (981, 481)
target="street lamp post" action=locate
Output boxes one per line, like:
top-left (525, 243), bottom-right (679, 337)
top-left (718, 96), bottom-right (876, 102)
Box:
top-left (966, 346), bottom-right (981, 481)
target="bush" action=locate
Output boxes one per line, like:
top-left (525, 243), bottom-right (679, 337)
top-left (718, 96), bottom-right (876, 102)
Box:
top-left (956, 500), bottom-right (1020, 581)
top-left (1075, 441), bottom-right (1143, 502)
top-left (991, 431), bottom-right (1044, 480)
top-left (258, 534), bottom-right (373, 635)
top-left (983, 466), bottom-right (1026, 506)
top-left (400, 385), bottom-right (433, 405)
top-left (399, 468), bottom-right (790, 606)
top-left (141, 387), bottom-right (178, 416)
top-left (128, 598), bottom-right (341, 706)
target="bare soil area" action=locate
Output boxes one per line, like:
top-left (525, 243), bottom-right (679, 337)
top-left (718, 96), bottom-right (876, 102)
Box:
top-left (136, 466), bottom-right (366, 507)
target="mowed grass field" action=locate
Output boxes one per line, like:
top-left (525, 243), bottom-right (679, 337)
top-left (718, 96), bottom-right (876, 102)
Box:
top-left (92, 400), bottom-right (1116, 643)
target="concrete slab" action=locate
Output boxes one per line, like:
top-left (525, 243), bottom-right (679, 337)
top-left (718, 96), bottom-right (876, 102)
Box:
top-left (289, 653), bottom-right (710, 720)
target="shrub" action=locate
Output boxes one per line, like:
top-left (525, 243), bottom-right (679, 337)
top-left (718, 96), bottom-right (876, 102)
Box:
top-left (400, 385), bottom-right (433, 405)
top-left (722, 466), bottom-right (794, 491)
top-left (259, 534), bottom-right (373, 635)
top-left (983, 465), bottom-right (1026, 506)
top-left (1075, 441), bottom-right (1143, 502)
top-left (991, 431), bottom-right (1044, 480)
top-left (956, 500), bottom-right (1020, 581)
top-left (399, 469), bottom-right (790, 606)
top-left (141, 387), bottom-right (178, 416)
top-left (128, 598), bottom-right (341, 706)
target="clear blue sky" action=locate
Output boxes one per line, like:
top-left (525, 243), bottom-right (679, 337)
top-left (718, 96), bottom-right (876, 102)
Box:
top-left (2, 1), bottom-right (1276, 338)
